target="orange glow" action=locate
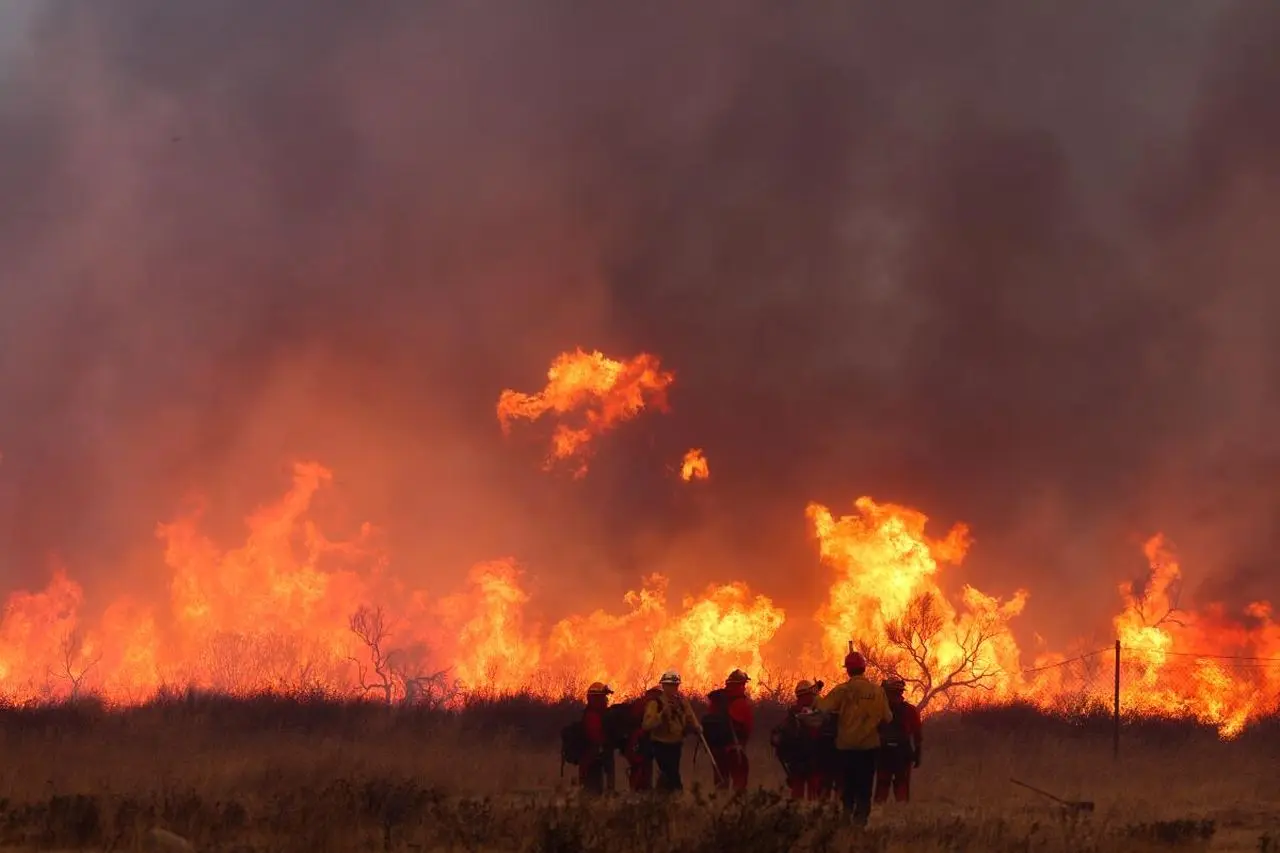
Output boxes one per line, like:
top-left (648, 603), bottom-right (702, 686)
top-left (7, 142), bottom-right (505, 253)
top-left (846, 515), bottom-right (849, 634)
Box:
top-left (805, 498), bottom-right (1028, 709)
top-left (0, 349), bottom-right (1277, 737)
top-left (497, 348), bottom-right (674, 477)
top-left (680, 448), bottom-right (709, 481)
top-left (1109, 536), bottom-right (1280, 737)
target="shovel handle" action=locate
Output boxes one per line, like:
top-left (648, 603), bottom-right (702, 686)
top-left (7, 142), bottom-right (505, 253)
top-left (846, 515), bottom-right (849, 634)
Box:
top-left (1010, 778), bottom-right (1068, 804)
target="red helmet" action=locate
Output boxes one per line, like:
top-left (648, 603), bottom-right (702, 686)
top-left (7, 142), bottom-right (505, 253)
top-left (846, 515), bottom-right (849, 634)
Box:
top-left (844, 651), bottom-right (866, 672)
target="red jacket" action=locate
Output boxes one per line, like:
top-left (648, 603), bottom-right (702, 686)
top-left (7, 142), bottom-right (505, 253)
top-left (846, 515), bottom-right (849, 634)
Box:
top-left (583, 696), bottom-right (609, 748)
top-left (885, 698), bottom-right (922, 749)
top-left (895, 701), bottom-right (922, 738)
top-left (724, 683), bottom-right (755, 743)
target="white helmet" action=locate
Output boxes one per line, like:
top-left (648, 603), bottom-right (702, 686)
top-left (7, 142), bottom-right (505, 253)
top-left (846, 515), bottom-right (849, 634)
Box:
top-left (659, 670), bottom-right (681, 684)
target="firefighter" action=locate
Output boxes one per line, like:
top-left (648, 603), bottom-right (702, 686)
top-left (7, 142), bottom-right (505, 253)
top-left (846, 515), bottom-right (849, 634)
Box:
top-left (580, 682), bottom-right (614, 795)
top-left (816, 651), bottom-right (893, 825)
top-left (623, 686), bottom-right (663, 791)
top-left (642, 670), bottom-right (702, 792)
top-left (772, 679), bottom-right (828, 800)
top-left (706, 669), bottom-right (754, 792)
top-left (874, 677), bottom-right (922, 803)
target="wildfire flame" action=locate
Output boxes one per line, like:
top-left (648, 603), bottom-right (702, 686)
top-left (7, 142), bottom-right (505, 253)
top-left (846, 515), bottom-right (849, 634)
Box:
top-left (680, 448), bottom-right (709, 481)
top-left (1, 348), bottom-right (1277, 736)
top-left (806, 498), bottom-right (1028, 709)
top-left (496, 348), bottom-right (674, 477)
top-left (0, 463), bottom-right (783, 703)
top-left (1111, 536), bottom-right (1280, 737)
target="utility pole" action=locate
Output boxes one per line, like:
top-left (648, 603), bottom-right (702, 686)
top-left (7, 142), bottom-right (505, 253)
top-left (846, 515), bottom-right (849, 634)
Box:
top-left (1113, 639), bottom-right (1121, 760)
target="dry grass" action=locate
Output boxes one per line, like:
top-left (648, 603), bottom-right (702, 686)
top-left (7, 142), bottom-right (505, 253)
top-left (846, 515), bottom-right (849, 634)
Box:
top-left (0, 693), bottom-right (1276, 851)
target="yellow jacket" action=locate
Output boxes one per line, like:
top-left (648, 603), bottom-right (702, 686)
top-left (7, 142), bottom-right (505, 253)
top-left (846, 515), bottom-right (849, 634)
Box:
top-left (816, 675), bottom-right (892, 750)
top-left (642, 692), bottom-right (700, 744)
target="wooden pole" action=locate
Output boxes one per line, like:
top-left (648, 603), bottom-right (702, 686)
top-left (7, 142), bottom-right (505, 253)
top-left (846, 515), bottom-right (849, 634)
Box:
top-left (1113, 639), bottom-right (1121, 760)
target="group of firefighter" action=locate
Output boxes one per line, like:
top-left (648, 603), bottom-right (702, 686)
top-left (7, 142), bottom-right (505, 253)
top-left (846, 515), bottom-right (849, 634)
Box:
top-left (566, 650), bottom-right (922, 825)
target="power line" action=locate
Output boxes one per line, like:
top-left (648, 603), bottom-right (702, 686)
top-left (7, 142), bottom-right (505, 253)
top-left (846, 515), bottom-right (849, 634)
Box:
top-left (1020, 647), bottom-right (1110, 675)
top-left (1122, 646), bottom-right (1280, 663)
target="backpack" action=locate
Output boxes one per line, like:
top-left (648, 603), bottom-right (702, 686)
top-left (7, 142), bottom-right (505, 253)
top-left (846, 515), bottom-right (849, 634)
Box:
top-left (700, 688), bottom-right (739, 750)
top-left (879, 700), bottom-right (911, 750)
top-left (816, 708), bottom-right (838, 746)
top-left (603, 703), bottom-right (635, 750)
top-left (770, 712), bottom-right (811, 768)
top-left (623, 694), bottom-right (659, 757)
top-left (560, 719), bottom-right (588, 766)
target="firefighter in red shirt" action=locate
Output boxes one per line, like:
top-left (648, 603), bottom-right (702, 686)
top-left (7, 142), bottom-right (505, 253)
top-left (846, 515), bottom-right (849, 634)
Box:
top-left (874, 677), bottom-right (922, 803)
top-left (622, 686), bottom-right (662, 790)
top-left (580, 682), bottom-right (614, 795)
top-left (706, 669), bottom-right (754, 792)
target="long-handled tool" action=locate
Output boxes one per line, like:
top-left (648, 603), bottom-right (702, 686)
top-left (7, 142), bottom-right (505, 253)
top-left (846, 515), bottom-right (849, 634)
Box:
top-left (697, 727), bottom-right (722, 781)
top-left (1010, 778), bottom-right (1095, 812)
top-left (666, 694), bottom-right (720, 781)
top-left (685, 691), bottom-right (721, 782)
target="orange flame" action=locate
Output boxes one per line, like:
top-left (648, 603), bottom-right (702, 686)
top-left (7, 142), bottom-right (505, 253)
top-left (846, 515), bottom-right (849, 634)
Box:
top-left (497, 348), bottom-right (674, 477)
top-left (806, 498), bottom-right (1028, 709)
top-left (0, 454), bottom-right (1277, 736)
top-left (440, 569), bottom-right (785, 696)
top-left (1111, 536), bottom-right (1280, 737)
top-left (680, 448), bottom-right (709, 481)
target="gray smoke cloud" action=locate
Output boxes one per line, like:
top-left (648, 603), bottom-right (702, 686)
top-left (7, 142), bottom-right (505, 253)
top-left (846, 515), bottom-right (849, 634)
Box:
top-left (1, 0), bottom-right (1275, 649)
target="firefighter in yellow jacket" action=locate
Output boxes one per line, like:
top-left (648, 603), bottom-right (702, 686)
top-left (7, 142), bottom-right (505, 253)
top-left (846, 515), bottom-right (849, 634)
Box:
top-left (641, 670), bottom-right (702, 792)
top-left (816, 651), bottom-right (892, 825)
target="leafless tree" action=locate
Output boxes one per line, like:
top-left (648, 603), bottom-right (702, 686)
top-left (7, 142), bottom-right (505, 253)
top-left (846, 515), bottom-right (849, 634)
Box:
top-left (386, 641), bottom-right (459, 709)
top-left (201, 631), bottom-right (265, 694)
top-left (858, 592), bottom-right (1008, 713)
top-left (1125, 572), bottom-right (1187, 630)
top-left (257, 632), bottom-right (342, 695)
top-left (349, 605), bottom-right (457, 706)
top-left (48, 630), bottom-right (102, 700)
top-left (349, 605), bottom-right (397, 704)
top-left (400, 668), bottom-right (461, 710)
top-left (755, 663), bottom-right (804, 704)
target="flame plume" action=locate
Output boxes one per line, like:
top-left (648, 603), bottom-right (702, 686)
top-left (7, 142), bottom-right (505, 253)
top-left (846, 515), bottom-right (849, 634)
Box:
top-left (806, 498), bottom-right (1028, 708)
top-left (680, 448), bottom-right (709, 481)
top-left (1112, 535), bottom-right (1280, 737)
top-left (497, 348), bottom-right (674, 477)
top-left (0, 458), bottom-right (1277, 735)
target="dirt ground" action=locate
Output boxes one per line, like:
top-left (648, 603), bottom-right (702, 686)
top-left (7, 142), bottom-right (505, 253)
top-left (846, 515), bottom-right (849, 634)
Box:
top-left (0, 697), bottom-right (1276, 851)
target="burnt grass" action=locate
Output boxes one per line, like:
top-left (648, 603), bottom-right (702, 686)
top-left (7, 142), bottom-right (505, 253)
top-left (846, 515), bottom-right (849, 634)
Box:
top-left (0, 691), bottom-right (1276, 851)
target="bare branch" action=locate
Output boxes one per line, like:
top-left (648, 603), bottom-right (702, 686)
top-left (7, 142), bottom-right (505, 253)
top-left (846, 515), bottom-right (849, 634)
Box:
top-left (349, 605), bottom-right (395, 704)
top-left (877, 591), bottom-right (1010, 713)
top-left (48, 630), bottom-right (103, 700)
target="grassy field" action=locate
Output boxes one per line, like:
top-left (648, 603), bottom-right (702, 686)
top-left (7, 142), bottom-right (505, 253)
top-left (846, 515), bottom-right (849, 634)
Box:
top-left (0, 693), bottom-right (1276, 852)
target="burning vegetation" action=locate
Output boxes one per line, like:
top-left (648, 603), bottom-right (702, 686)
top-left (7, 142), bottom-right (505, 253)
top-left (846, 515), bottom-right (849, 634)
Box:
top-left (0, 348), bottom-right (1278, 738)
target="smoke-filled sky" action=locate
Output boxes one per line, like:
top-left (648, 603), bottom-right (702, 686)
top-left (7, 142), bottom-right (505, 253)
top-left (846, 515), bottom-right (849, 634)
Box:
top-left (1, 0), bottom-right (1278, 650)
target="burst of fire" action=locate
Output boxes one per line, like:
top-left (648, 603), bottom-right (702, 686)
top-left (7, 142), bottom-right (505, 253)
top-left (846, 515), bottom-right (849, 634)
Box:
top-left (497, 348), bottom-right (674, 477)
top-left (0, 464), bottom-right (1276, 733)
top-left (805, 498), bottom-right (1028, 710)
top-left (1110, 535), bottom-right (1280, 737)
top-left (680, 448), bottom-right (709, 481)
top-left (0, 463), bottom-right (783, 704)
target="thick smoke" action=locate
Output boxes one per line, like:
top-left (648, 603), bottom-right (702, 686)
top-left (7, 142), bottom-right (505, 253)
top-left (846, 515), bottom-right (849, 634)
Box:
top-left (0, 1), bottom-right (1275, 647)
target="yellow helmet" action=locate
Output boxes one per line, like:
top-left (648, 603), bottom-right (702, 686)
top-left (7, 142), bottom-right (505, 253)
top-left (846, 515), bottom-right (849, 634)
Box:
top-left (587, 682), bottom-right (614, 696)
top-left (726, 669), bottom-right (751, 684)
top-left (795, 679), bottom-right (816, 696)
